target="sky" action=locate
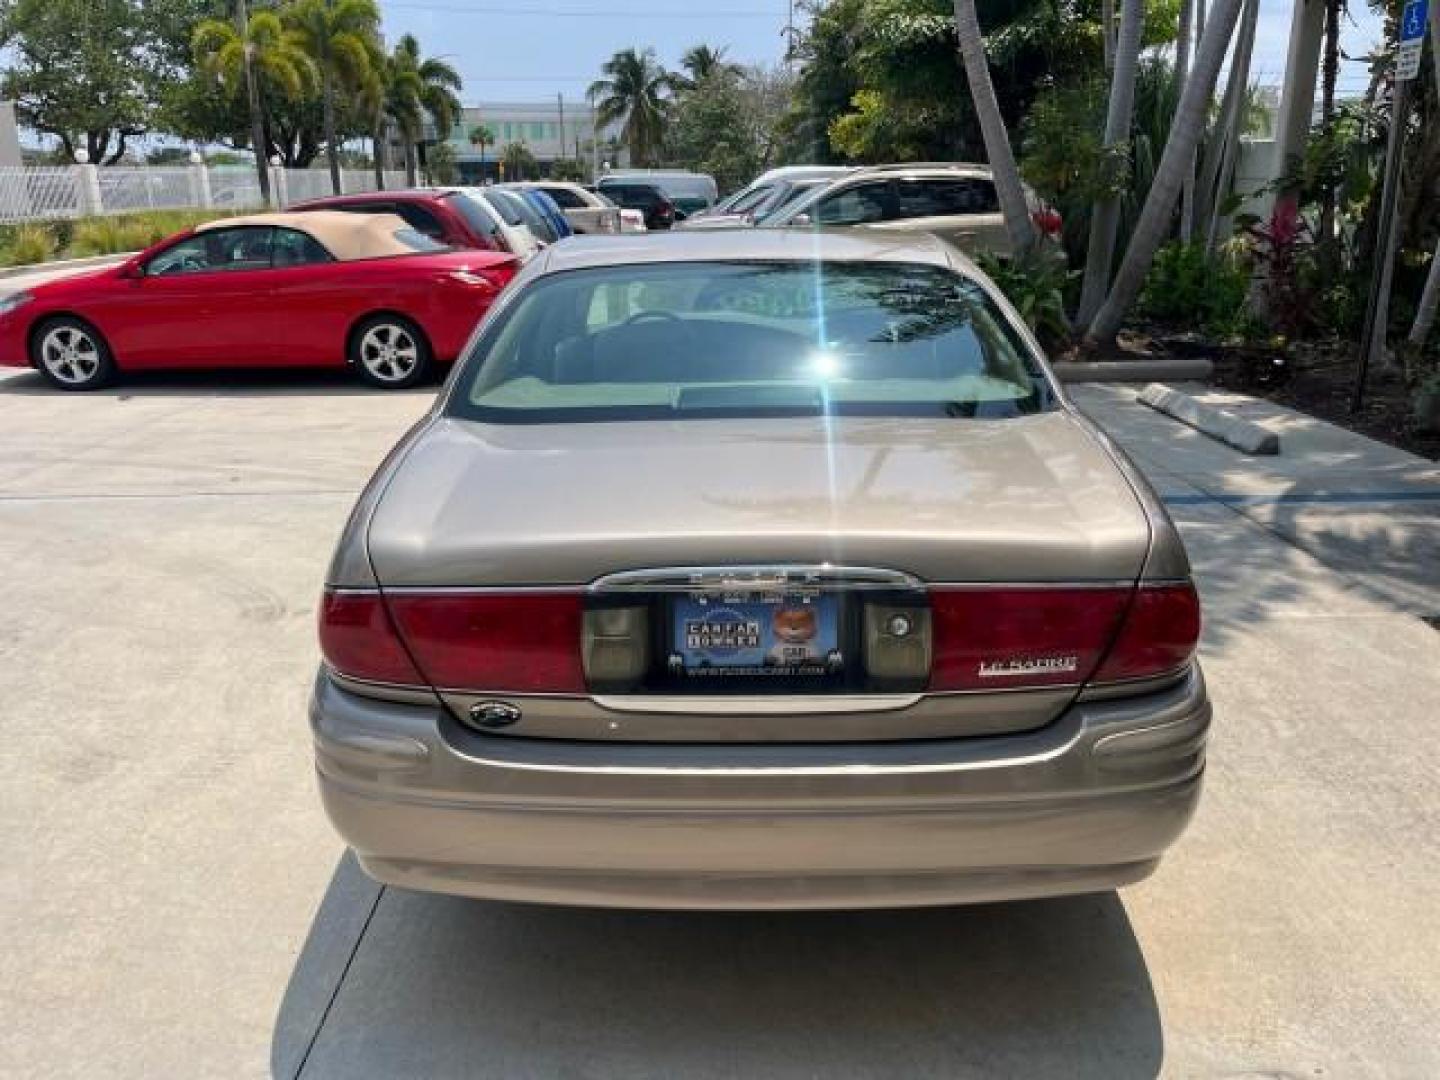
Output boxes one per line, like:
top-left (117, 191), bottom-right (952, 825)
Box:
top-left (378, 0), bottom-right (1389, 107)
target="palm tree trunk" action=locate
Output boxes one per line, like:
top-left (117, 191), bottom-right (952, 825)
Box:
top-left (322, 39), bottom-right (341, 194)
top-left (1076, 0), bottom-right (1145, 329)
top-left (372, 119), bottom-right (386, 189)
top-left (404, 138), bottom-right (417, 186)
top-left (1085, 0), bottom-right (1245, 346)
top-left (1180, 0), bottom-right (1206, 241)
top-left (951, 0), bottom-right (1034, 255)
top-left (1405, 0), bottom-right (1440, 349)
top-left (1197, 0), bottom-right (1259, 251)
top-left (236, 0), bottom-right (272, 206)
top-left (1102, 0), bottom-right (1116, 71)
top-left (1316, 0), bottom-right (1341, 264)
top-left (1411, 242), bottom-right (1440, 349)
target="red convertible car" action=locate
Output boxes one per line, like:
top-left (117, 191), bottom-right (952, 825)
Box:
top-left (0, 211), bottom-right (519, 390)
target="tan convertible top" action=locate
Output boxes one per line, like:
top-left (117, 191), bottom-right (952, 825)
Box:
top-left (195, 210), bottom-right (434, 261)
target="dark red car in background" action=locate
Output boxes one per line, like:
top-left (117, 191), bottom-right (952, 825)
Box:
top-left (291, 188), bottom-right (510, 251)
top-left (0, 211), bottom-right (517, 391)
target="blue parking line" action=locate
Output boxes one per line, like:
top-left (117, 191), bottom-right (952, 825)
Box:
top-left (1163, 490), bottom-right (1440, 507)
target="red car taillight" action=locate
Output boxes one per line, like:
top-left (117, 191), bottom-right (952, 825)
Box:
top-left (319, 591), bottom-right (425, 686)
top-left (384, 592), bottom-right (585, 693)
top-left (1092, 582), bottom-right (1201, 683)
top-left (927, 582), bottom-right (1199, 691)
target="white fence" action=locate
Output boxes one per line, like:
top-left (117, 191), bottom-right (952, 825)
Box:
top-left (0, 164), bottom-right (414, 223)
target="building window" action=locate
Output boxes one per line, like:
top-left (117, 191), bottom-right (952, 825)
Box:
top-left (531, 122), bottom-right (545, 141)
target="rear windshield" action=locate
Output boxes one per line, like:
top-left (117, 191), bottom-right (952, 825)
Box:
top-left (474, 189), bottom-right (525, 227)
top-left (448, 261), bottom-right (1054, 424)
top-left (445, 192), bottom-right (504, 241)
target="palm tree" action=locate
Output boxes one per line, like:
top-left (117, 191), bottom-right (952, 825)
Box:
top-left (679, 44), bottom-right (739, 88)
top-left (193, 2), bottom-right (315, 205)
top-left (500, 141), bottom-right (538, 181)
top-left (406, 37), bottom-right (461, 184)
top-left (1198, 0), bottom-right (1258, 251)
top-left (361, 46), bottom-right (420, 190)
top-left (1084, 0), bottom-right (1245, 345)
top-left (589, 48), bottom-right (673, 168)
top-left (469, 124), bottom-right (495, 179)
top-left (950, 0), bottom-right (1034, 255)
top-left (285, 0), bottom-right (383, 194)
top-left (1075, 0), bottom-right (1144, 328)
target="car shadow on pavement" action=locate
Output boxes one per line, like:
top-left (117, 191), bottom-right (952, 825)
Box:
top-left (272, 854), bottom-right (1163, 1079)
top-left (0, 367), bottom-right (439, 398)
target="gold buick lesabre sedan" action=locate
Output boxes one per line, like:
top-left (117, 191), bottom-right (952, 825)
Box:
top-left (311, 228), bottom-right (1209, 910)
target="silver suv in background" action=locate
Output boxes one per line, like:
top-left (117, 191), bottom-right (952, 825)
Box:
top-left (761, 163), bottom-right (1062, 259)
top-left (679, 168), bottom-right (855, 230)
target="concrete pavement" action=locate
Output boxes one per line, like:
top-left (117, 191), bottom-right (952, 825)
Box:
top-left (2, 368), bottom-right (1437, 1078)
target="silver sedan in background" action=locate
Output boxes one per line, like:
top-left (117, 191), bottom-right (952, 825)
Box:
top-left (311, 229), bottom-right (1208, 910)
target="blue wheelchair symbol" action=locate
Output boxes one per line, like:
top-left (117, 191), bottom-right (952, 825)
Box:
top-left (1402, 0), bottom-right (1428, 41)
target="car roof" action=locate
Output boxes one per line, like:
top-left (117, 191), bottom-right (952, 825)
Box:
top-left (199, 210), bottom-right (427, 260)
top-left (292, 189), bottom-right (452, 206)
top-left (535, 227), bottom-right (963, 274)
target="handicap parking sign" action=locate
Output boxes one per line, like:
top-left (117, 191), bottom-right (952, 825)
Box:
top-left (1401, 0), bottom-right (1428, 40)
top-left (1397, 0), bottom-right (1429, 79)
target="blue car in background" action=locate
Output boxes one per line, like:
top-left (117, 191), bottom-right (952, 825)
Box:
top-left (496, 184), bottom-right (571, 242)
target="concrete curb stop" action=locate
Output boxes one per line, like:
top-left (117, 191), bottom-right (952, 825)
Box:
top-left (1138, 382), bottom-right (1281, 455)
top-left (1051, 357), bottom-right (1213, 384)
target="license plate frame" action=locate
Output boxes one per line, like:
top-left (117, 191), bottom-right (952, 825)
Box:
top-left (669, 590), bottom-right (843, 682)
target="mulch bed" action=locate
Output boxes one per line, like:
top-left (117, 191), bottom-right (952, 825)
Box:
top-left (1206, 344), bottom-right (1440, 463)
top-left (1076, 329), bottom-right (1440, 462)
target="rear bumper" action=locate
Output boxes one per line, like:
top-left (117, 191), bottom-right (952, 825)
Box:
top-left (310, 667), bottom-right (1209, 909)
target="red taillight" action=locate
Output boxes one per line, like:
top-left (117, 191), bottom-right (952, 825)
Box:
top-left (658, 199), bottom-right (674, 220)
top-left (319, 591), bottom-right (425, 685)
top-left (928, 587), bottom-right (1131, 691)
top-left (1093, 583), bottom-right (1201, 683)
top-left (1031, 208), bottom-right (1063, 237)
top-left (385, 592), bottom-right (584, 693)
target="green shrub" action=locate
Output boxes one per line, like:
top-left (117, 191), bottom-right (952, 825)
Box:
top-left (68, 210), bottom-right (236, 257)
top-left (1, 223), bottom-right (57, 266)
top-left (69, 216), bottom-right (130, 256)
top-left (1139, 241), bottom-right (1257, 340)
top-left (976, 248), bottom-right (1075, 349)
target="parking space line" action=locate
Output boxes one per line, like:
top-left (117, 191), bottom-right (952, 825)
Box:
top-left (1164, 490), bottom-right (1440, 507)
top-left (290, 884), bottom-right (388, 1080)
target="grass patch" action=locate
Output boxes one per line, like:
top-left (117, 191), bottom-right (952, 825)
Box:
top-left (1, 223), bottom-right (57, 266)
top-left (0, 210), bottom-right (241, 267)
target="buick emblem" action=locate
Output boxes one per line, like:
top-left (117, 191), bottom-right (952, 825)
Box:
top-left (469, 700), bottom-right (522, 729)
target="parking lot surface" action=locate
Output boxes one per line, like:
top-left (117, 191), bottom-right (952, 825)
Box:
top-left (2, 369), bottom-right (1437, 1078)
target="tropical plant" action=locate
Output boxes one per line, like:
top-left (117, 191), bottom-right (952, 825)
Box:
top-left (1243, 204), bottom-right (1318, 339)
top-left (193, 3), bottom-right (316, 205)
top-left (1084, 0), bottom-right (1244, 344)
top-left (500, 141), bottom-right (538, 180)
top-left (427, 140), bottom-right (458, 185)
top-left (1138, 240), bottom-right (1254, 338)
top-left (977, 249), bottom-right (1074, 347)
top-left (950, 0), bottom-right (1035, 254)
top-left (389, 33), bottom-right (461, 185)
top-left (589, 48), bottom-right (674, 167)
top-left (679, 44), bottom-right (740, 87)
top-left (469, 123), bottom-right (496, 174)
top-left (284, 0), bottom-right (383, 194)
